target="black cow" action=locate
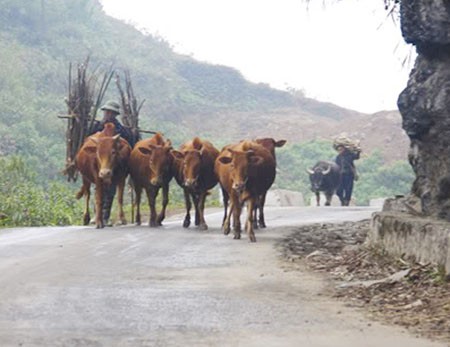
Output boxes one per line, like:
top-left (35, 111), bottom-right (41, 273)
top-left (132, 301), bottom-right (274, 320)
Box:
top-left (307, 161), bottom-right (341, 206)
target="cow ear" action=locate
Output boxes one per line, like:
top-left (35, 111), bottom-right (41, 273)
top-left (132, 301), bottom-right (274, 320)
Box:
top-left (249, 155), bottom-right (263, 166)
top-left (219, 156), bottom-right (232, 165)
top-left (275, 140), bottom-right (287, 148)
top-left (138, 147), bottom-right (153, 156)
top-left (171, 150), bottom-right (184, 160)
top-left (84, 145), bottom-right (97, 154)
top-left (192, 137), bottom-right (203, 151)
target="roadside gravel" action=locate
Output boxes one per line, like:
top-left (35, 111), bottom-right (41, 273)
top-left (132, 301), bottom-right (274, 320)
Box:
top-left (278, 219), bottom-right (450, 344)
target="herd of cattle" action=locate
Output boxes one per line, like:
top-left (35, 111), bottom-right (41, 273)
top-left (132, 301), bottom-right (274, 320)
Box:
top-left (75, 123), bottom-right (340, 242)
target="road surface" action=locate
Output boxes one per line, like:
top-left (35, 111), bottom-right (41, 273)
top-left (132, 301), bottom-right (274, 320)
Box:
top-left (0, 206), bottom-right (446, 347)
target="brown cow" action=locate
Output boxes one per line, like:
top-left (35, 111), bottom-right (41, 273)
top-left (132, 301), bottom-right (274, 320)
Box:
top-left (75, 123), bottom-right (131, 228)
top-left (129, 133), bottom-right (173, 227)
top-left (215, 139), bottom-right (286, 232)
top-left (253, 138), bottom-right (286, 228)
top-left (172, 137), bottom-right (219, 230)
top-left (216, 140), bottom-right (275, 242)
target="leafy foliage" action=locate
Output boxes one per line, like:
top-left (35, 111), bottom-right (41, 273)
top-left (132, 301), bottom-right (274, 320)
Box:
top-left (353, 150), bottom-right (414, 205)
top-left (0, 156), bottom-right (83, 227)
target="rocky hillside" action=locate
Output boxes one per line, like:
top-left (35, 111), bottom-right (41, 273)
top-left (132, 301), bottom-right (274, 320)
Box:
top-left (179, 107), bottom-right (409, 164)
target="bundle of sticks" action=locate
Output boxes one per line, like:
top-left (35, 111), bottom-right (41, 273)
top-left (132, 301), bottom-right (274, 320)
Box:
top-left (116, 70), bottom-right (146, 145)
top-left (60, 59), bottom-right (158, 183)
top-left (59, 57), bottom-right (114, 182)
top-left (333, 134), bottom-right (361, 154)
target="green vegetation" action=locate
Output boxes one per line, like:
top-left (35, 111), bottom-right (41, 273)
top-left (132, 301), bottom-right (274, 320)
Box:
top-left (0, 156), bottom-right (83, 227)
top-left (353, 150), bottom-right (414, 205)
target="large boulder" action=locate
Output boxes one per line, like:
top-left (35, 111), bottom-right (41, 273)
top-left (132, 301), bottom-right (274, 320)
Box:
top-left (400, 0), bottom-right (450, 50)
top-left (397, 0), bottom-right (450, 219)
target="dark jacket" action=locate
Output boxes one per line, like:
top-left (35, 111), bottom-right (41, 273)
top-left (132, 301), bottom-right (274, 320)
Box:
top-left (335, 149), bottom-right (360, 175)
top-left (91, 118), bottom-right (135, 148)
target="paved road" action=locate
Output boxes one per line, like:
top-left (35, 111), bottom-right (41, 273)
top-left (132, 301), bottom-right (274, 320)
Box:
top-left (0, 206), bottom-right (446, 347)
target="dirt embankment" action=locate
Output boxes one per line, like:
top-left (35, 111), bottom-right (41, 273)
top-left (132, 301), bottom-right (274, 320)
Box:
top-left (278, 220), bottom-right (450, 344)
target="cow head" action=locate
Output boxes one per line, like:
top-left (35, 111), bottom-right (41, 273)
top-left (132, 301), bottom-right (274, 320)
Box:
top-left (255, 138), bottom-right (286, 159)
top-left (138, 141), bottom-right (172, 186)
top-left (219, 148), bottom-right (263, 194)
top-left (307, 165), bottom-right (331, 192)
top-left (172, 148), bottom-right (203, 189)
top-left (85, 134), bottom-right (122, 184)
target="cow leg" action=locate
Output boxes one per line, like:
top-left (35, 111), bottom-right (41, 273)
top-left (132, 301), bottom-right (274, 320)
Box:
top-left (258, 192), bottom-right (267, 228)
top-left (316, 192), bottom-right (320, 206)
top-left (233, 201), bottom-right (243, 237)
top-left (116, 178), bottom-right (127, 225)
top-left (157, 183), bottom-right (169, 226)
top-left (232, 193), bottom-right (242, 240)
top-left (192, 194), bottom-right (200, 226)
top-left (147, 187), bottom-right (158, 227)
top-left (83, 186), bottom-right (91, 226)
top-left (95, 183), bottom-right (104, 229)
top-left (246, 199), bottom-right (256, 242)
top-left (77, 178), bottom-right (91, 225)
top-left (135, 186), bottom-right (142, 226)
top-left (197, 191), bottom-right (208, 231)
top-left (183, 189), bottom-right (192, 228)
top-left (252, 201), bottom-right (258, 230)
top-left (223, 196), bottom-right (233, 235)
top-left (221, 188), bottom-right (229, 227)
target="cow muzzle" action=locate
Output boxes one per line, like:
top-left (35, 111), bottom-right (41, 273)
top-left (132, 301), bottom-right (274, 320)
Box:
top-left (184, 178), bottom-right (198, 188)
top-left (232, 181), bottom-right (246, 193)
top-left (99, 168), bottom-right (113, 180)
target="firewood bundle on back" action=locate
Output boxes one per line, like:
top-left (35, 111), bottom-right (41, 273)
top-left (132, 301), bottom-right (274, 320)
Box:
top-left (116, 70), bottom-right (145, 146)
top-left (333, 134), bottom-right (361, 154)
top-left (60, 57), bottom-right (113, 182)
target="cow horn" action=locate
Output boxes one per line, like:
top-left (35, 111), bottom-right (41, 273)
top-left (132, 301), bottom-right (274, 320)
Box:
top-left (306, 168), bottom-right (314, 175)
top-left (322, 166), bottom-right (331, 175)
top-left (112, 134), bottom-right (121, 141)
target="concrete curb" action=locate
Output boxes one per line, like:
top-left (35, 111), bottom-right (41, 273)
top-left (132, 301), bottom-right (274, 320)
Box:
top-left (368, 212), bottom-right (450, 274)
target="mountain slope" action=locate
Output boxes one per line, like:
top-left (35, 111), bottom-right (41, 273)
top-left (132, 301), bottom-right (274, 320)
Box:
top-left (0, 0), bottom-right (408, 180)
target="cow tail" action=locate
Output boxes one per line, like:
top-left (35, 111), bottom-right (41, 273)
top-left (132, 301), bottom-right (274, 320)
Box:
top-left (75, 186), bottom-right (87, 200)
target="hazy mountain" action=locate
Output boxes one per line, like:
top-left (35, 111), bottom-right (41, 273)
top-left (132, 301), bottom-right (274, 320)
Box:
top-left (0, 0), bottom-right (408, 180)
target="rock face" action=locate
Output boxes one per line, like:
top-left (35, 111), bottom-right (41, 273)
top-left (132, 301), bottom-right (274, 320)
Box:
top-left (397, 0), bottom-right (450, 218)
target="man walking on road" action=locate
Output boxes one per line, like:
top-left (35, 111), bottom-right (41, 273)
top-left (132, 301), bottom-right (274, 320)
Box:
top-left (335, 144), bottom-right (360, 206)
